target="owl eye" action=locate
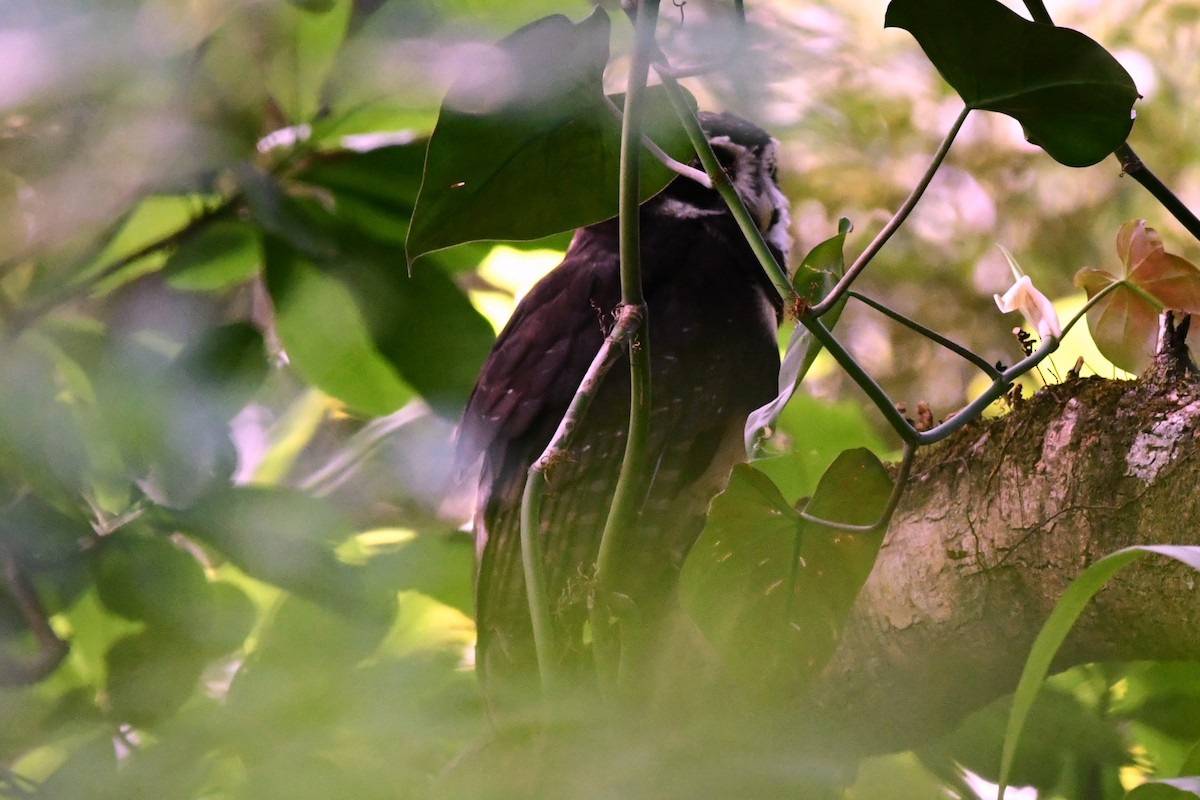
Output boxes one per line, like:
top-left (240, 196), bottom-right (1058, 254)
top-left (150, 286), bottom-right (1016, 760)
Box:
top-left (711, 145), bottom-right (738, 170)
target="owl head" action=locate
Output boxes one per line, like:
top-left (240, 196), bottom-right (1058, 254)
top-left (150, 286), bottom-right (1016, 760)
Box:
top-left (652, 111), bottom-right (793, 263)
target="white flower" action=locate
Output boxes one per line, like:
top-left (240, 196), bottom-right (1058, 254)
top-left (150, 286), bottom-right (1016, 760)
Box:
top-left (994, 275), bottom-right (1062, 341)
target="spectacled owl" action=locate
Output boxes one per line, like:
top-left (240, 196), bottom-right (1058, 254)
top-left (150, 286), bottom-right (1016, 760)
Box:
top-left (459, 111), bottom-right (792, 702)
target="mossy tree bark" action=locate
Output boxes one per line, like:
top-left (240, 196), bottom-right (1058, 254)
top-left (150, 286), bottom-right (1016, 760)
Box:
top-left (811, 343), bottom-right (1200, 754)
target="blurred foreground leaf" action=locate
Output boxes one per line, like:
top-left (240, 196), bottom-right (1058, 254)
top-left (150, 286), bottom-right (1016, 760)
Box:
top-left (250, 164), bottom-right (493, 414)
top-left (999, 546), bottom-right (1200, 797)
top-left (178, 486), bottom-right (384, 615)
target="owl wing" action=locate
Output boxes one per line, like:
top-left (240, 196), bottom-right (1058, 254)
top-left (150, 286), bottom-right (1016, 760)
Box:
top-left (459, 233), bottom-right (626, 695)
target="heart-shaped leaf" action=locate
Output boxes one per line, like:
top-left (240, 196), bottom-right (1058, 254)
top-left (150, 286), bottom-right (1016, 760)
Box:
top-left (405, 9), bottom-right (694, 262)
top-left (680, 448), bottom-right (891, 701)
top-left (789, 448), bottom-right (892, 682)
top-left (1119, 220), bottom-right (1200, 312)
top-left (1073, 220), bottom-right (1200, 374)
top-left (886, 0), bottom-right (1138, 167)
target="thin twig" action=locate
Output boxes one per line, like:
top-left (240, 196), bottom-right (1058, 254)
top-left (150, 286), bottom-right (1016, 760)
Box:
top-left (1115, 144), bottom-right (1200, 243)
top-left (811, 105), bottom-right (969, 317)
top-left (0, 545), bottom-right (69, 687)
top-left (1021, 0), bottom-right (1053, 24)
top-left (797, 312), bottom-right (917, 443)
top-left (848, 291), bottom-right (1002, 379)
top-left (655, 70), bottom-right (797, 305)
top-left (602, 95), bottom-right (711, 188)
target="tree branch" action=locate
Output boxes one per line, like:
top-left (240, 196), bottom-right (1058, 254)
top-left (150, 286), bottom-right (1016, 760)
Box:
top-left (808, 371), bottom-right (1200, 754)
top-left (0, 545), bottom-right (69, 687)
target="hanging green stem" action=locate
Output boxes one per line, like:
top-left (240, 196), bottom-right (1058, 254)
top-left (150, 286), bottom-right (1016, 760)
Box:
top-left (591, 0), bottom-right (662, 693)
top-left (518, 304), bottom-right (646, 697)
top-left (811, 105), bottom-right (969, 317)
top-left (656, 71), bottom-right (797, 306)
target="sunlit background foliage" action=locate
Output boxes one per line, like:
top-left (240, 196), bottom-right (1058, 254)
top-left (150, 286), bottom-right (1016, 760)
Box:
top-left (1, 0), bottom-right (1200, 798)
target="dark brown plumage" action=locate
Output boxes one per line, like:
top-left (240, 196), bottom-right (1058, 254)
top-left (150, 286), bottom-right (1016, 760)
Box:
top-left (458, 112), bottom-right (792, 701)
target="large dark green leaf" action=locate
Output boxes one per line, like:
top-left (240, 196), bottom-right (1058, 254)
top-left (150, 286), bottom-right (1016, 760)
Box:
top-left (680, 449), bottom-right (890, 701)
top-left (885, 0), bottom-right (1138, 166)
top-left (788, 448), bottom-right (892, 682)
top-left (406, 9), bottom-right (694, 262)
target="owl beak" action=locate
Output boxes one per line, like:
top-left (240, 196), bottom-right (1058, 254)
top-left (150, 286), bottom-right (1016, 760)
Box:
top-left (752, 194), bottom-right (775, 235)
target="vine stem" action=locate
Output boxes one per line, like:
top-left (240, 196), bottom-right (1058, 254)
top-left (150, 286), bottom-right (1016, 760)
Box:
top-left (799, 279), bottom-right (1125, 448)
top-left (810, 105), bottom-right (969, 317)
top-left (0, 543), bottom-right (69, 687)
top-left (589, 0), bottom-right (661, 694)
top-left (848, 291), bottom-right (1002, 379)
top-left (655, 70), bottom-right (797, 306)
top-left (602, 95), bottom-right (711, 187)
top-left (796, 440), bottom-right (917, 534)
top-left (518, 304), bottom-right (645, 696)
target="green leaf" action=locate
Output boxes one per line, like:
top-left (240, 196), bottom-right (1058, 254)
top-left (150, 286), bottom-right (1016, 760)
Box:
top-left (406, 9), bottom-right (695, 261)
top-left (999, 546), bottom-right (1200, 797)
top-left (190, 581), bottom-right (258, 657)
top-left (266, 0), bottom-right (352, 123)
top-left (680, 449), bottom-right (890, 700)
top-left (756, 394), bottom-right (888, 503)
top-left (1126, 781), bottom-right (1200, 799)
top-left (105, 629), bottom-right (207, 726)
top-left (744, 223), bottom-right (850, 453)
top-left (327, 253), bottom-right (494, 414)
top-left (264, 237), bottom-right (412, 416)
top-left (178, 486), bottom-right (377, 614)
top-left (885, 0), bottom-right (1138, 166)
top-left (0, 337), bottom-right (93, 497)
top-left (163, 220), bottom-right (262, 292)
top-left (787, 449), bottom-right (891, 676)
top-left (1, 492), bottom-right (96, 617)
top-left (251, 167), bottom-right (494, 414)
top-left (237, 166), bottom-right (340, 262)
top-left (169, 322), bottom-right (269, 419)
top-left (679, 465), bottom-right (800, 699)
top-left (93, 533), bottom-right (210, 630)
top-left (299, 142), bottom-right (427, 214)
top-left (362, 531), bottom-right (482, 618)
